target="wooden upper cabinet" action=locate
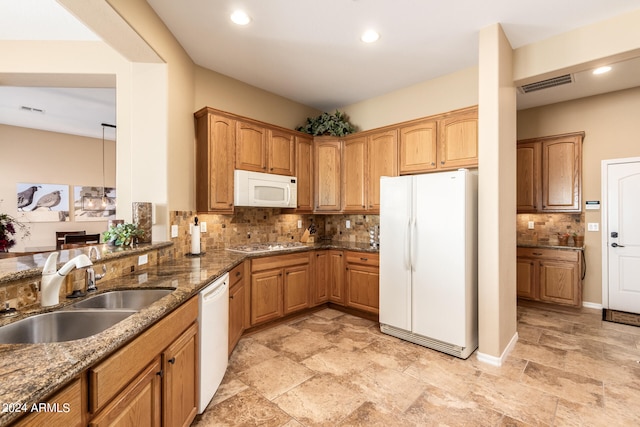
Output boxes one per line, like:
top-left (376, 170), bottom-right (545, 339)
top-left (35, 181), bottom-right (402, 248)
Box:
top-left (517, 132), bottom-right (583, 213)
top-left (268, 129), bottom-right (296, 176)
top-left (314, 138), bottom-right (342, 212)
top-left (399, 120), bottom-right (438, 174)
top-left (368, 130), bottom-right (398, 212)
top-left (236, 120), bottom-right (267, 172)
top-left (294, 135), bottom-right (314, 212)
top-left (516, 142), bottom-right (541, 212)
top-left (439, 107), bottom-right (478, 169)
top-left (342, 136), bottom-right (367, 212)
top-left (195, 110), bottom-right (235, 213)
top-left (542, 135), bottom-right (582, 211)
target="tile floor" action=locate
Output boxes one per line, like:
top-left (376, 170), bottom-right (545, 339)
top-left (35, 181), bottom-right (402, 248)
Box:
top-left (193, 302), bottom-right (640, 426)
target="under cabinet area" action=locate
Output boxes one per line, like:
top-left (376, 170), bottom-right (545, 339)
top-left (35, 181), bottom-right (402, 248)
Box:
top-left (517, 132), bottom-right (584, 213)
top-left (517, 247), bottom-right (583, 307)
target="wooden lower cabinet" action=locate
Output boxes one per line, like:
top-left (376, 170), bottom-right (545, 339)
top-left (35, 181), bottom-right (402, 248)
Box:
top-left (312, 251), bottom-right (329, 305)
top-left (328, 250), bottom-right (345, 304)
top-left (250, 253), bottom-right (310, 326)
top-left (15, 377), bottom-right (85, 427)
top-left (228, 262), bottom-right (246, 355)
top-left (89, 359), bottom-right (162, 427)
top-left (163, 323), bottom-right (198, 427)
top-left (516, 247), bottom-right (582, 307)
top-left (344, 252), bottom-right (379, 314)
top-left (89, 297), bottom-right (199, 427)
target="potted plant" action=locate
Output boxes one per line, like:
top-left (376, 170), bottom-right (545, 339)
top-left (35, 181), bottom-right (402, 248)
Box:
top-left (296, 110), bottom-right (356, 136)
top-left (557, 232), bottom-right (570, 246)
top-left (572, 233), bottom-right (584, 247)
top-left (0, 204), bottom-right (30, 252)
top-left (103, 222), bottom-right (145, 247)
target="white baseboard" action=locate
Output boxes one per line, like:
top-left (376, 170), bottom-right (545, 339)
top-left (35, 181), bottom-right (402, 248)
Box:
top-left (476, 331), bottom-right (518, 367)
top-left (583, 301), bottom-right (603, 310)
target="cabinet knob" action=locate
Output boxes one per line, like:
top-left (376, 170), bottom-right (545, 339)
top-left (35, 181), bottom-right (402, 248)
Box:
top-left (230, 295), bottom-right (234, 299)
top-left (431, 162), bottom-right (435, 166)
top-left (156, 371), bottom-right (163, 377)
top-left (236, 271), bottom-right (241, 277)
top-left (360, 257), bottom-right (368, 261)
top-left (270, 168), bottom-right (274, 171)
top-left (440, 161), bottom-right (445, 165)
top-left (168, 357), bottom-right (176, 364)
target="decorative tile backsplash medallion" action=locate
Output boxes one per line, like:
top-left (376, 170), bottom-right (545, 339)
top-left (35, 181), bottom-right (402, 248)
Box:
top-left (516, 213), bottom-right (585, 245)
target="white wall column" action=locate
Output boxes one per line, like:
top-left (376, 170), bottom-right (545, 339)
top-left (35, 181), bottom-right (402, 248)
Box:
top-left (476, 23), bottom-right (518, 364)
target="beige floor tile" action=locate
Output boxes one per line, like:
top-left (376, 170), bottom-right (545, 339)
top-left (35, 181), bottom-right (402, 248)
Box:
top-left (603, 380), bottom-right (640, 424)
top-left (348, 364), bottom-right (426, 412)
top-left (357, 336), bottom-right (426, 372)
top-left (302, 346), bottom-right (371, 376)
top-left (273, 374), bottom-right (367, 427)
top-left (227, 337), bottom-right (280, 374)
top-left (249, 324), bottom-right (301, 345)
top-left (509, 339), bottom-right (567, 370)
top-left (517, 323), bottom-right (543, 343)
top-left (404, 352), bottom-right (480, 397)
top-left (323, 324), bottom-right (377, 351)
top-left (237, 355), bottom-right (315, 400)
top-left (262, 329), bottom-right (336, 362)
top-left (207, 371), bottom-right (249, 408)
top-left (554, 398), bottom-right (624, 427)
top-left (312, 308), bottom-right (344, 320)
top-left (288, 315), bottom-right (343, 334)
top-left (338, 401), bottom-right (416, 427)
top-left (564, 347), bottom-right (640, 384)
top-left (521, 361), bottom-right (604, 406)
top-left (468, 372), bottom-right (558, 426)
top-left (193, 388), bottom-right (291, 427)
top-left (404, 385), bottom-right (504, 426)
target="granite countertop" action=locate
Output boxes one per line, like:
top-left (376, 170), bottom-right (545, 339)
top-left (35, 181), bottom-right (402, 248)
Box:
top-left (0, 240), bottom-right (377, 426)
top-left (517, 242), bottom-right (585, 251)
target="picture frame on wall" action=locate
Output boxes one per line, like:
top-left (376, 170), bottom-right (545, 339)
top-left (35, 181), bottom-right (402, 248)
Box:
top-left (16, 183), bottom-right (70, 222)
top-left (74, 186), bottom-right (116, 221)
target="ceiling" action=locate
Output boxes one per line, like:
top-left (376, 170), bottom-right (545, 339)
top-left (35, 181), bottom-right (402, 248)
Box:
top-left (1, 0), bottom-right (640, 139)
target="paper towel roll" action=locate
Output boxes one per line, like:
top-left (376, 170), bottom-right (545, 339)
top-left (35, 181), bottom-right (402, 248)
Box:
top-left (191, 224), bottom-right (201, 255)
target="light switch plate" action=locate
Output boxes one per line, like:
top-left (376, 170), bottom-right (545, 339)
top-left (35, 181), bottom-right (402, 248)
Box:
top-left (200, 222), bottom-right (207, 233)
top-left (297, 220), bottom-right (302, 229)
top-left (528, 221), bottom-right (534, 230)
top-left (346, 220), bottom-right (351, 229)
top-left (171, 224), bottom-right (178, 238)
top-left (588, 223), bottom-right (599, 232)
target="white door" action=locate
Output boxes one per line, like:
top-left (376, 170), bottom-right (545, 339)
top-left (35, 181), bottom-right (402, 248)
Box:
top-left (604, 159), bottom-right (640, 314)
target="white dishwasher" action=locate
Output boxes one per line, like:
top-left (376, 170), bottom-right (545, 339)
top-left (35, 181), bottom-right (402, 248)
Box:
top-left (197, 272), bottom-right (229, 413)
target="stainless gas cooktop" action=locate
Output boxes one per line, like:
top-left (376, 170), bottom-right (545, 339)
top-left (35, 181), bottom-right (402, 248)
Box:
top-left (226, 242), bottom-right (306, 254)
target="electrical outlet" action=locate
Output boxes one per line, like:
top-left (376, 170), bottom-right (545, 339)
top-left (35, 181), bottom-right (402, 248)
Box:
top-left (346, 220), bottom-right (351, 229)
top-left (138, 254), bottom-right (148, 265)
top-left (171, 224), bottom-right (178, 238)
top-left (297, 220), bottom-right (302, 229)
top-left (200, 222), bottom-right (207, 233)
top-left (588, 223), bottom-right (599, 232)
top-left (528, 221), bottom-right (535, 230)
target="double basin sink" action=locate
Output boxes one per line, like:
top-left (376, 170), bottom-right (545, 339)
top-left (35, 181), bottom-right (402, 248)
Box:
top-left (0, 289), bottom-right (175, 344)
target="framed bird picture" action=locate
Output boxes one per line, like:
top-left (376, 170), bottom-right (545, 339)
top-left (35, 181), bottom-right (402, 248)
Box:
top-left (17, 183), bottom-right (70, 222)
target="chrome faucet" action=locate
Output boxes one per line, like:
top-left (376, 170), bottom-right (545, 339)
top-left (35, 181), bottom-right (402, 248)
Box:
top-left (86, 247), bottom-right (106, 292)
top-left (41, 252), bottom-right (93, 307)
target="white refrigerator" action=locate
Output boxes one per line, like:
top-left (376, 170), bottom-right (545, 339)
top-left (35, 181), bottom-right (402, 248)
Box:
top-left (379, 169), bottom-right (478, 359)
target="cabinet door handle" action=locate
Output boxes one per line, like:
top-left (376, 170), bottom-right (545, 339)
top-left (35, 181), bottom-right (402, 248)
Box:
top-left (236, 271), bottom-right (241, 277)
top-left (229, 295), bottom-right (234, 299)
top-left (360, 257), bottom-right (368, 261)
top-left (168, 357), bottom-right (176, 364)
top-left (156, 371), bottom-right (163, 377)
top-left (532, 252), bottom-right (542, 256)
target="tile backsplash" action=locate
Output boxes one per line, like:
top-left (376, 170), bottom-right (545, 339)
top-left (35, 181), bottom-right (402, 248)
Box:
top-left (516, 213), bottom-right (584, 245)
top-left (169, 210), bottom-right (379, 257)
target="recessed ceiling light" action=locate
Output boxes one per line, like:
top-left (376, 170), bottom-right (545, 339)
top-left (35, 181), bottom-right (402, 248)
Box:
top-left (593, 66), bottom-right (612, 75)
top-left (361, 30), bottom-right (380, 43)
top-left (230, 10), bottom-right (251, 25)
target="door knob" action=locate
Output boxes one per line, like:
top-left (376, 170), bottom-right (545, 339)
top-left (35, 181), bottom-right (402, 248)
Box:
top-left (611, 242), bottom-right (625, 248)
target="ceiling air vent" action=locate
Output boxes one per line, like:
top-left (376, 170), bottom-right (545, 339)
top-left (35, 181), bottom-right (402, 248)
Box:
top-left (518, 74), bottom-right (574, 94)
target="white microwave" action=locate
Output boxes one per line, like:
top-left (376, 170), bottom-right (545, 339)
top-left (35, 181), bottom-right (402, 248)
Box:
top-left (234, 170), bottom-right (297, 208)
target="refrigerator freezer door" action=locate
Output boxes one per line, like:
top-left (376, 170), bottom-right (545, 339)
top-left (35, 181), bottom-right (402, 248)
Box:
top-left (379, 175), bottom-right (413, 331)
top-left (412, 171), bottom-right (469, 346)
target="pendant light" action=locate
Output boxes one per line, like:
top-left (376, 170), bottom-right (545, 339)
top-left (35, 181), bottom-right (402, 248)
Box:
top-left (101, 123), bottom-right (116, 207)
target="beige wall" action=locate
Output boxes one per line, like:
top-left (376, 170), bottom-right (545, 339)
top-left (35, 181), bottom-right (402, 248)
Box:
top-left (0, 124), bottom-right (116, 251)
top-left (195, 66), bottom-right (320, 130)
top-left (517, 86), bottom-right (640, 304)
top-left (341, 67), bottom-right (479, 131)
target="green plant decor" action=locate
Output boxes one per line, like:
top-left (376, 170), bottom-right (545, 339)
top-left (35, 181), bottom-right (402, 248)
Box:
top-left (296, 110), bottom-right (356, 136)
top-left (103, 223), bottom-right (145, 247)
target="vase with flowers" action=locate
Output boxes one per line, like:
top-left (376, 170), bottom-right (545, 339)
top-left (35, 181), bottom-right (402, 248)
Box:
top-left (0, 204), bottom-right (30, 252)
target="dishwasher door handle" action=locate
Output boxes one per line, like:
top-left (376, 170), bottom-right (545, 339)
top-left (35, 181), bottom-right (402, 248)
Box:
top-left (202, 280), bottom-right (228, 301)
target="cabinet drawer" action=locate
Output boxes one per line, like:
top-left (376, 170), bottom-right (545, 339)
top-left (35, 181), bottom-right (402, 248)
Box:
top-left (345, 251), bottom-right (379, 266)
top-left (230, 262), bottom-right (244, 287)
top-left (89, 297), bottom-right (198, 413)
top-left (16, 377), bottom-right (84, 427)
top-left (517, 247), bottom-right (579, 262)
top-left (251, 252), bottom-right (310, 272)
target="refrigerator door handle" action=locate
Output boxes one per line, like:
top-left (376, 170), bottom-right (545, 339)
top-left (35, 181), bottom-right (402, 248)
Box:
top-left (405, 217), bottom-right (412, 270)
top-left (410, 217), bottom-right (417, 271)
